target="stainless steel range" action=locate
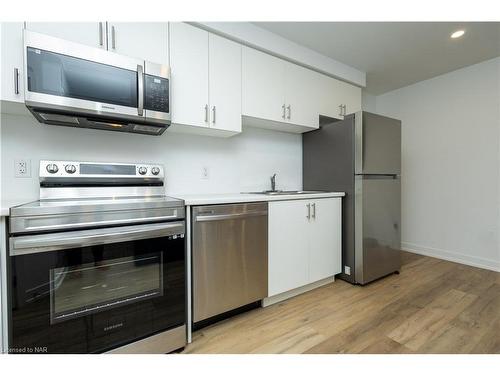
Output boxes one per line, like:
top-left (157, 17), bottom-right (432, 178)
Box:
top-left (8, 160), bottom-right (186, 354)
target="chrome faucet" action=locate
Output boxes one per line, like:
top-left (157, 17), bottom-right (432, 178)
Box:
top-left (270, 173), bottom-right (277, 191)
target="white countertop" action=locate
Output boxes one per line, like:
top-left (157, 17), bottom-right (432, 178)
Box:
top-left (0, 192), bottom-right (345, 215)
top-left (174, 192), bottom-right (345, 206)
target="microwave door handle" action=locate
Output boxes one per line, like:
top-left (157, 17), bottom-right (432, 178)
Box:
top-left (137, 64), bottom-right (144, 116)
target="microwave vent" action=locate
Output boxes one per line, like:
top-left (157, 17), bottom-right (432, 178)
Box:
top-left (39, 112), bottom-right (79, 124)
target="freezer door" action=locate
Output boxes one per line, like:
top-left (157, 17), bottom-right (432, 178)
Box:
top-left (354, 175), bottom-right (401, 284)
top-left (355, 111), bottom-right (401, 175)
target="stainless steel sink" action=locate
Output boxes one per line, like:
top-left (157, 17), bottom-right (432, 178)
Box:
top-left (242, 190), bottom-right (326, 196)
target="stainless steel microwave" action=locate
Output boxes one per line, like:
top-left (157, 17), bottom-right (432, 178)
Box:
top-left (23, 30), bottom-right (171, 135)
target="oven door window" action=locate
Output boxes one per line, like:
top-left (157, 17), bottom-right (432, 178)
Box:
top-left (9, 235), bottom-right (185, 354)
top-left (50, 253), bottom-right (163, 323)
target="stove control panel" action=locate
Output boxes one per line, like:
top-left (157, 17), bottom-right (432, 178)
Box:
top-left (40, 160), bottom-right (165, 179)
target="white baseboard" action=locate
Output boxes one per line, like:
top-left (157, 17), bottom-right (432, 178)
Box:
top-left (262, 277), bottom-right (335, 307)
top-left (402, 241), bottom-right (500, 272)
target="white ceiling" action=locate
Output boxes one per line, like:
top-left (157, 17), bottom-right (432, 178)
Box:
top-left (253, 22), bottom-right (500, 95)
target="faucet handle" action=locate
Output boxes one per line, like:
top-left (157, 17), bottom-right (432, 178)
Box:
top-left (270, 173), bottom-right (277, 191)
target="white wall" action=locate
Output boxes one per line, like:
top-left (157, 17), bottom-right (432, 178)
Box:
top-left (361, 91), bottom-right (377, 112)
top-left (375, 57), bottom-right (500, 271)
top-left (0, 113), bottom-right (303, 202)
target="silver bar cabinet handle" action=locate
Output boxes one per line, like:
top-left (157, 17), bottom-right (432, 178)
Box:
top-left (312, 203), bottom-right (316, 219)
top-left (204, 104), bottom-right (209, 122)
top-left (306, 203), bottom-right (311, 220)
top-left (14, 68), bottom-right (19, 95)
top-left (286, 105), bottom-right (291, 120)
top-left (282, 104), bottom-right (286, 119)
top-left (98, 22), bottom-right (104, 46)
top-left (212, 106), bottom-right (216, 124)
top-left (111, 25), bottom-right (116, 49)
top-left (137, 64), bottom-right (144, 116)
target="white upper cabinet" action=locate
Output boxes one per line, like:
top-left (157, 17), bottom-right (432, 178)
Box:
top-left (319, 75), bottom-right (362, 120)
top-left (208, 34), bottom-right (242, 133)
top-left (242, 45), bottom-right (362, 130)
top-left (25, 22), bottom-right (169, 63)
top-left (336, 79), bottom-right (362, 117)
top-left (284, 61), bottom-right (321, 129)
top-left (170, 22), bottom-right (210, 129)
top-left (242, 46), bottom-right (286, 123)
top-left (1, 22), bottom-right (24, 103)
top-left (107, 22), bottom-right (169, 64)
top-left (25, 22), bottom-right (107, 49)
top-left (170, 23), bottom-right (242, 136)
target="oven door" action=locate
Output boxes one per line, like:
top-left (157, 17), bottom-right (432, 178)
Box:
top-left (24, 30), bottom-right (144, 121)
top-left (8, 221), bottom-right (185, 354)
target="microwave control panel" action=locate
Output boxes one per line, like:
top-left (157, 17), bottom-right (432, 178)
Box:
top-left (144, 74), bottom-right (169, 113)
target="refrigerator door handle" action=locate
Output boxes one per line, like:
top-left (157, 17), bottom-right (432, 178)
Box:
top-left (354, 111), bottom-right (363, 173)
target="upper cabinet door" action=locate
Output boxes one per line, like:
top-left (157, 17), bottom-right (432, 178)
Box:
top-left (318, 75), bottom-right (362, 120)
top-left (318, 75), bottom-right (343, 120)
top-left (107, 22), bottom-right (169, 64)
top-left (308, 198), bottom-right (342, 283)
top-left (284, 61), bottom-right (321, 129)
top-left (1, 22), bottom-right (24, 103)
top-left (242, 46), bottom-right (286, 123)
top-left (337, 79), bottom-right (362, 116)
top-left (25, 22), bottom-right (106, 48)
top-left (208, 34), bottom-right (241, 133)
top-left (170, 22), bottom-right (209, 128)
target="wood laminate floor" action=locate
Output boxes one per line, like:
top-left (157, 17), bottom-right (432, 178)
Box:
top-left (183, 252), bottom-right (500, 354)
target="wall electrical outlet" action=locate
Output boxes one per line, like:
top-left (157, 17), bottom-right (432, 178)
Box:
top-left (344, 266), bottom-right (351, 275)
top-left (202, 166), bottom-right (209, 180)
top-left (15, 159), bottom-right (31, 178)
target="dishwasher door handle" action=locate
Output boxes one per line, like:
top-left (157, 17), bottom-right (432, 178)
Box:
top-left (195, 211), bottom-right (268, 222)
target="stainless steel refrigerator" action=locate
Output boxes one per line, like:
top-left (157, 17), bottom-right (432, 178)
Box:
top-left (303, 111), bottom-right (401, 285)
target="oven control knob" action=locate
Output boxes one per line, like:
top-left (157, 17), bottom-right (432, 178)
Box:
top-left (151, 167), bottom-right (160, 175)
top-left (46, 164), bottom-right (59, 174)
top-left (65, 164), bottom-right (77, 174)
top-left (138, 166), bottom-right (148, 175)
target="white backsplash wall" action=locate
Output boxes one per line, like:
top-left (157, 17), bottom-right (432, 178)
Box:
top-left (0, 113), bottom-right (303, 202)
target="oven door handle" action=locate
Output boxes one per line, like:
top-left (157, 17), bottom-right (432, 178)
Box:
top-left (9, 221), bottom-right (185, 256)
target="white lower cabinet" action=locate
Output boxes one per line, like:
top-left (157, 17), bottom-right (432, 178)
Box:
top-left (308, 198), bottom-right (342, 282)
top-left (268, 200), bottom-right (310, 296)
top-left (268, 198), bottom-right (342, 298)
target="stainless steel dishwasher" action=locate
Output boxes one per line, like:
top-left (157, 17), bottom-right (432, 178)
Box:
top-left (192, 202), bottom-right (268, 323)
